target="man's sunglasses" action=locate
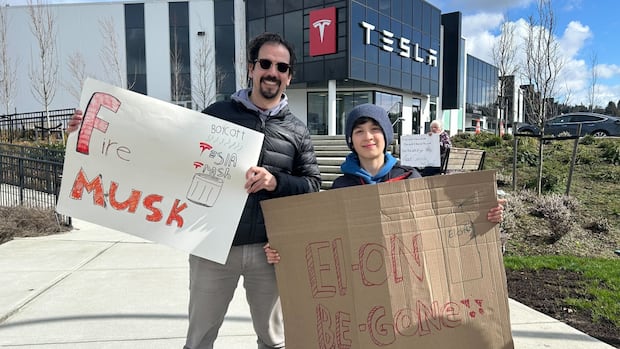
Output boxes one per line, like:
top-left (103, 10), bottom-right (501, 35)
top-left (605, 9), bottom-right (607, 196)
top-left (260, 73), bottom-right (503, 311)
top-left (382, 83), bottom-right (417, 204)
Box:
top-left (254, 59), bottom-right (290, 73)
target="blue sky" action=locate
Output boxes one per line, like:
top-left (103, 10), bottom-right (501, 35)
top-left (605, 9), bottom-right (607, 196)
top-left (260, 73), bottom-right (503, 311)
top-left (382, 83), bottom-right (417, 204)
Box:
top-left (432, 0), bottom-right (620, 107)
top-left (6, 0), bottom-right (619, 107)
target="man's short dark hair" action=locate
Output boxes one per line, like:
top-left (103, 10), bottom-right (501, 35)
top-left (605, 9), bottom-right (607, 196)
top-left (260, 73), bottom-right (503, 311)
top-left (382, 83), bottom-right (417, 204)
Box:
top-left (247, 32), bottom-right (296, 76)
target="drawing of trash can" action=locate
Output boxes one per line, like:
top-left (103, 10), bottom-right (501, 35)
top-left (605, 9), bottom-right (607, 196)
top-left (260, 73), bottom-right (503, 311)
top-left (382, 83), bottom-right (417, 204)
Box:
top-left (187, 173), bottom-right (223, 207)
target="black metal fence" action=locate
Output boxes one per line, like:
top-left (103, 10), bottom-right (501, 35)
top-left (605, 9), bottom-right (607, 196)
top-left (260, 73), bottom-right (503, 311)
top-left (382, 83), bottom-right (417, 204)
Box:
top-left (0, 108), bottom-right (75, 143)
top-left (0, 143), bottom-right (70, 225)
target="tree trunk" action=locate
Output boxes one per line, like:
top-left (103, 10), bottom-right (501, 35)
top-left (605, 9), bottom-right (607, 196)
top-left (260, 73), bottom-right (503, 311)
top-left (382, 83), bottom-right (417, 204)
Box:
top-left (536, 136), bottom-right (544, 195)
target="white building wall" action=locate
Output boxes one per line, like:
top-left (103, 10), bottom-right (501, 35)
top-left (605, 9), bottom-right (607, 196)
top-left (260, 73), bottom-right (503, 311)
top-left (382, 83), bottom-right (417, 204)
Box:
top-left (7, 2), bottom-right (125, 113)
top-left (6, 1), bottom-right (219, 113)
top-left (285, 89), bottom-right (308, 124)
top-left (400, 100), bottom-right (413, 135)
top-left (144, 2), bottom-right (171, 102)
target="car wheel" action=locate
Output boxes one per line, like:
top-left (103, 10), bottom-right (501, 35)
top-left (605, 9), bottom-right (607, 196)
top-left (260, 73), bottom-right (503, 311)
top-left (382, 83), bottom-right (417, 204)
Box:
top-left (591, 130), bottom-right (608, 137)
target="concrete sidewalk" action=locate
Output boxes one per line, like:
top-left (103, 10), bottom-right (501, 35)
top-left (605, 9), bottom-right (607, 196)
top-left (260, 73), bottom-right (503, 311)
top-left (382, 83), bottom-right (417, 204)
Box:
top-left (0, 219), bottom-right (615, 348)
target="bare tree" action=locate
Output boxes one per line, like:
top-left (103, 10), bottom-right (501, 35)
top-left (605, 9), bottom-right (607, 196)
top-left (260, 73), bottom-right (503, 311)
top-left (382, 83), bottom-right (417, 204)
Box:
top-left (521, 0), bottom-right (564, 195)
top-left (170, 26), bottom-right (185, 105)
top-left (492, 17), bottom-right (518, 134)
top-left (99, 16), bottom-right (125, 88)
top-left (587, 51), bottom-right (598, 112)
top-left (27, 0), bottom-right (59, 143)
top-left (0, 2), bottom-right (17, 116)
top-left (64, 51), bottom-right (86, 103)
top-left (192, 31), bottom-right (224, 111)
top-left (561, 82), bottom-right (573, 108)
top-left (522, 0), bottom-right (563, 127)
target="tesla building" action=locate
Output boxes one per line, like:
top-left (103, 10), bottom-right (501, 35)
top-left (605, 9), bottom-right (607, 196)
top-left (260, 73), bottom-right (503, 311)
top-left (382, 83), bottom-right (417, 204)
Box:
top-left (5, 0), bottom-right (499, 137)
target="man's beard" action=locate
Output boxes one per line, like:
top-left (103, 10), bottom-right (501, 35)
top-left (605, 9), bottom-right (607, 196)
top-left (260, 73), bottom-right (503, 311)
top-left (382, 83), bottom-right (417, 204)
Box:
top-left (259, 77), bottom-right (281, 100)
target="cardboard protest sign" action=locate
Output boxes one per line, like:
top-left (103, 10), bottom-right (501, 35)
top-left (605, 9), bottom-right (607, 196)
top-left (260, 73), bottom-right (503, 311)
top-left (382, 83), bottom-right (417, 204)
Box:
top-left (399, 134), bottom-right (440, 167)
top-left (262, 170), bottom-right (514, 349)
top-left (56, 78), bottom-right (264, 264)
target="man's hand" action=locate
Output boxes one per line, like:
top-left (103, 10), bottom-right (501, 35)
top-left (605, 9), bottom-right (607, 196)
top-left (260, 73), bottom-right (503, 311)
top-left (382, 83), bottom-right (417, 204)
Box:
top-left (264, 243), bottom-right (280, 264)
top-left (66, 109), bottom-right (83, 134)
top-left (245, 166), bottom-right (277, 193)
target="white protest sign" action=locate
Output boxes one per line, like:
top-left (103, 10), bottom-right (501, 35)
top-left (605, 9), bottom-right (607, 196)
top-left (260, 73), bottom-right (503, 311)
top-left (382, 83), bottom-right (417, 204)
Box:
top-left (56, 78), bottom-right (264, 264)
top-left (399, 134), bottom-right (440, 167)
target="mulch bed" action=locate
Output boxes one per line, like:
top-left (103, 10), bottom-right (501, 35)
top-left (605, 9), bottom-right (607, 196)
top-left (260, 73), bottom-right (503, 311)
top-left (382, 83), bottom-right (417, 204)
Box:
top-left (506, 268), bottom-right (620, 348)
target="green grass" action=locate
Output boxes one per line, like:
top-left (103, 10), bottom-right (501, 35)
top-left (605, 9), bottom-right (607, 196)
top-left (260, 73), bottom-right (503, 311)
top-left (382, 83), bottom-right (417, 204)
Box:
top-left (504, 255), bottom-right (620, 327)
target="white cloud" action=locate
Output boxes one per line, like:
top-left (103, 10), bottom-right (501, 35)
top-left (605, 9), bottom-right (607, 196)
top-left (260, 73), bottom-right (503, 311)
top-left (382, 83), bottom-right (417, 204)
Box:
top-left (434, 0), bottom-right (533, 13)
top-left (595, 64), bottom-right (620, 80)
top-left (461, 12), bottom-right (504, 37)
top-left (561, 0), bottom-right (583, 11)
top-left (458, 12), bottom-right (611, 105)
top-left (558, 21), bottom-right (591, 58)
top-left (558, 58), bottom-right (589, 104)
top-left (461, 12), bottom-right (504, 63)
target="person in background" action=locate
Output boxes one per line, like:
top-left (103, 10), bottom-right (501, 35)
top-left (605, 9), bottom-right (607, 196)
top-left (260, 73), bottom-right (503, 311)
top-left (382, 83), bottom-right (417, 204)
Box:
top-left (68, 32), bottom-right (321, 349)
top-left (264, 104), bottom-right (504, 264)
top-left (420, 119), bottom-right (452, 176)
top-left (430, 119), bottom-right (452, 154)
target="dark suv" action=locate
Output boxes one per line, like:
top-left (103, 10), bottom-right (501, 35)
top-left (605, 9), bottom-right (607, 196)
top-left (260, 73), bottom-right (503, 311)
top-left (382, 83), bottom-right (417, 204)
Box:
top-left (518, 112), bottom-right (620, 137)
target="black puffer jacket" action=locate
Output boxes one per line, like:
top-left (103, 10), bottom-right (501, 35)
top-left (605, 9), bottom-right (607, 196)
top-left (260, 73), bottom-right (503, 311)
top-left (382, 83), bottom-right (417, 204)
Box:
top-left (203, 99), bottom-right (321, 246)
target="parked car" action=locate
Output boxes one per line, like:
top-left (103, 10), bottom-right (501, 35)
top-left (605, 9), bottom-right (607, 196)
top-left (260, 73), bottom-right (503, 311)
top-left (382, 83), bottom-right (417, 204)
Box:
top-left (517, 112), bottom-right (620, 137)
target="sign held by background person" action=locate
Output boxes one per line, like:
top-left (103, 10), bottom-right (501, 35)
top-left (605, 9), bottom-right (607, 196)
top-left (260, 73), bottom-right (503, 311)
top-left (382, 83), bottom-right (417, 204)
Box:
top-left (56, 78), bottom-right (264, 264)
top-left (399, 133), bottom-right (440, 167)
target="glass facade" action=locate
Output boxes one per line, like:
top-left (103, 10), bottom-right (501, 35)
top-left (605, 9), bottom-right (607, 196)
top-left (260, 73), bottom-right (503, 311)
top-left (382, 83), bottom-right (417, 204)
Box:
top-left (376, 92), bottom-right (403, 136)
top-left (125, 3), bottom-right (147, 94)
top-left (247, 0), bottom-right (340, 84)
top-left (169, 2), bottom-right (191, 105)
top-left (307, 90), bottom-right (402, 135)
top-left (215, 0), bottom-right (236, 100)
top-left (350, 0), bottom-right (441, 96)
top-left (466, 55), bottom-right (498, 131)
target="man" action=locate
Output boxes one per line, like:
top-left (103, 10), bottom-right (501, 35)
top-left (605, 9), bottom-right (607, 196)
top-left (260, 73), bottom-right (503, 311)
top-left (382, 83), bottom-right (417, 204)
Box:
top-left (68, 32), bottom-right (321, 349)
top-left (183, 32), bottom-right (320, 349)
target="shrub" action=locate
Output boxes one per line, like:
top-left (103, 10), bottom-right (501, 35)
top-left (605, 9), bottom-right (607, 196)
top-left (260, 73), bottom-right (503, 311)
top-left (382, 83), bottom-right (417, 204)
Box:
top-left (598, 140), bottom-right (620, 165)
top-left (517, 149), bottom-right (538, 166)
top-left (587, 166), bottom-right (620, 182)
top-left (0, 206), bottom-right (71, 245)
top-left (576, 146), bottom-right (600, 165)
top-left (483, 135), bottom-right (502, 147)
top-left (579, 134), bottom-right (596, 145)
top-left (530, 193), bottom-right (578, 243)
top-left (524, 163), bottom-right (567, 193)
top-left (584, 218), bottom-right (611, 235)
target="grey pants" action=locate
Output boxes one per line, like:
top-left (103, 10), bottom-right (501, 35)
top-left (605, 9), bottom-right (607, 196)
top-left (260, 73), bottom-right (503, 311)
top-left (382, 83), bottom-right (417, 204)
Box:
top-left (184, 243), bottom-right (285, 349)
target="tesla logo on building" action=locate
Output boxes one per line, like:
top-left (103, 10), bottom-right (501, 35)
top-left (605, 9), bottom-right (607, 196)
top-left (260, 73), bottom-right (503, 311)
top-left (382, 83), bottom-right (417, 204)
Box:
top-left (313, 19), bottom-right (331, 42)
top-left (309, 7), bottom-right (337, 56)
top-left (360, 21), bottom-right (438, 67)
